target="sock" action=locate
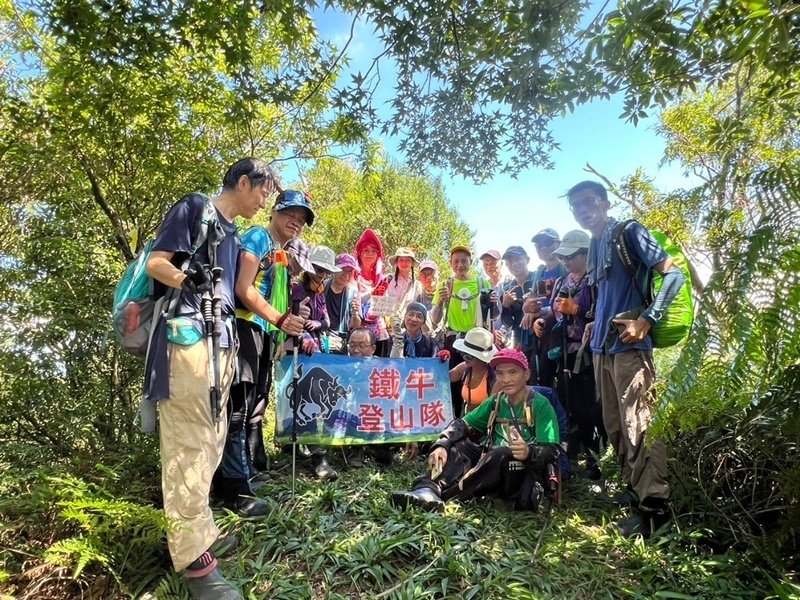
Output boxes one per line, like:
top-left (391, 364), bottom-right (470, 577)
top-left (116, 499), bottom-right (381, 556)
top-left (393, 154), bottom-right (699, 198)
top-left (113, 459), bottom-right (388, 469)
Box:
top-left (185, 550), bottom-right (218, 578)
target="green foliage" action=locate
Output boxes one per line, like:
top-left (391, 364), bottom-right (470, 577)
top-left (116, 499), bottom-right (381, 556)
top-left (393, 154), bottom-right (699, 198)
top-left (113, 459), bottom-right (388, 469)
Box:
top-left (0, 461), bottom-right (166, 598)
top-left (143, 460), bottom-right (775, 599)
top-left (333, 0), bottom-right (589, 180)
top-left (584, 0), bottom-right (800, 124)
top-left (300, 151), bottom-right (472, 262)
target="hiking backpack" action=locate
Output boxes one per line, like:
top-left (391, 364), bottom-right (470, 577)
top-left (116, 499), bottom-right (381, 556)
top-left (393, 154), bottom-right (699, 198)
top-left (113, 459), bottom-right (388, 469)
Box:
top-left (612, 219), bottom-right (694, 348)
top-left (112, 194), bottom-right (219, 356)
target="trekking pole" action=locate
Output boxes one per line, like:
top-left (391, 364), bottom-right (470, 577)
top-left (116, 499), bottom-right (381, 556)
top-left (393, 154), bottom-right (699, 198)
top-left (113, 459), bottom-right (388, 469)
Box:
top-left (290, 298), bottom-right (301, 499)
top-left (211, 265), bottom-right (224, 428)
top-left (533, 494), bottom-right (555, 557)
top-left (201, 265), bottom-right (221, 431)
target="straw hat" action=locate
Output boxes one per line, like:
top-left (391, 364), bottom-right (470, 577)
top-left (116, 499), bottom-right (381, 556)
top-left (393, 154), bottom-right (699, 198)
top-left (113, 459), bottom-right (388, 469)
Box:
top-left (452, 327), bottom-right (497, 363)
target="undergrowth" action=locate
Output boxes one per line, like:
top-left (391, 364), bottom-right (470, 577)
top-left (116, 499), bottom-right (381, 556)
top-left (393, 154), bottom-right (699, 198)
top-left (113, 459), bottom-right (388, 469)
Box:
top-left (3, 449), bottom-right (796, 599)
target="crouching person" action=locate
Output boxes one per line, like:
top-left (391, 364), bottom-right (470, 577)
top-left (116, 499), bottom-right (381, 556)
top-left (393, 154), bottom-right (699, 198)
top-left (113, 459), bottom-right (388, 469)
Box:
top-left (390, 348), bottom-right (559, 512)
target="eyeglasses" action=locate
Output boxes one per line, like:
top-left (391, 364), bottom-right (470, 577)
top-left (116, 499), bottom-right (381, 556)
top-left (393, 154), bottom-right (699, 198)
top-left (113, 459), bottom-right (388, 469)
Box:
top-left (348, 342), bottom-right (375, 350)
top-left (569, 196), bottom-right (603, 213)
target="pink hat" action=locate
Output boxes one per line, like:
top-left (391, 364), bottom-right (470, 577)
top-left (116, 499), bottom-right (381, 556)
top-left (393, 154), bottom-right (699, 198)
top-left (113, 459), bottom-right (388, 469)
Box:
top-left (489, 348), bottom-right (529, 371)
top-left (419, 259), bottom-right (438, 273)
top-left (335, 253), bottom-right (360, 272)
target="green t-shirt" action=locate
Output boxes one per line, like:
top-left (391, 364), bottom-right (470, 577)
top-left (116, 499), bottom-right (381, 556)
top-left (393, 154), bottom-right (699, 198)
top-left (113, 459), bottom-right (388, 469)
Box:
top-left (433, 275), bottom-right (490, 333)
top-left (463, 390), bottom-right (559, 447)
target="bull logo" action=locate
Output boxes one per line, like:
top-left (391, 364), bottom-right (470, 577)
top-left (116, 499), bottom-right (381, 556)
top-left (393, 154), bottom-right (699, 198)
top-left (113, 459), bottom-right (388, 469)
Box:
top-left (286, 365), bottom-right (352, 426)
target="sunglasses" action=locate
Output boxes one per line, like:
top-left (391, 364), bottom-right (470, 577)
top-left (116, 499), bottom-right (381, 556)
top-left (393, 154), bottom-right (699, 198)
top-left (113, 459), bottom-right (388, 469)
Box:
top-left (459, 352), bottom-right (476, 361)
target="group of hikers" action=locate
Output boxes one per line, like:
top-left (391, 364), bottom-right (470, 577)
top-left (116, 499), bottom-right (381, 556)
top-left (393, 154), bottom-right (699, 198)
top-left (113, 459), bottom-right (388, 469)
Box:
top-left (141, 157), bottom-right (685, 599)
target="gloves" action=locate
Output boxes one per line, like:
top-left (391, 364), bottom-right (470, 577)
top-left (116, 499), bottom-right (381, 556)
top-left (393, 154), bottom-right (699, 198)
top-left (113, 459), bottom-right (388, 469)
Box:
top-left (181, 264), bottom-right (212, 294)
top-left (436, 349), bottom-right (451, 363)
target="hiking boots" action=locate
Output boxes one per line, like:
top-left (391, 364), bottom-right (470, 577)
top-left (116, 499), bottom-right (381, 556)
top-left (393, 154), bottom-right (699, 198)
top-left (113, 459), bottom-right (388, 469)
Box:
top-left (210, 534), bottom-right (239, 558)
top-left (594, 484), bottom-right (637, 507)
top-left (580, 463), bottom-right (602, 481)
top-left (368, 445), bottom-right (394, 469)
top-left (183, 567), bottom-right (243, 600)
top-left (612, 499), bottom-right (671, 538)
top-left (224, 496), bottom-right (269, 518)
top-left (389, 488), bottom-right (445, 512)
top-left (311, 454), bottom-right (339, 481)
top-left (346, 446), bottom-right (365, 468)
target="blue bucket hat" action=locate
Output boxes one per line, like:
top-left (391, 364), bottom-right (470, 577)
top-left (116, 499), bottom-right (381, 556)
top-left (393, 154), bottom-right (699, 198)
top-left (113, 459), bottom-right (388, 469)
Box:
top-left (273, 189), bottom-right (316, 226)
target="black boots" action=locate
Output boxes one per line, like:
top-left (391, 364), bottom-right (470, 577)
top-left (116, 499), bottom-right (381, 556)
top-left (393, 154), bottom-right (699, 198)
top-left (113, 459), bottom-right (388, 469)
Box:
top-left (389, 488), bottom-right (445, 512)
top-left (311, 453), bottom-right (339, 481)
top-left (612, 498), bottom-right (671, 538)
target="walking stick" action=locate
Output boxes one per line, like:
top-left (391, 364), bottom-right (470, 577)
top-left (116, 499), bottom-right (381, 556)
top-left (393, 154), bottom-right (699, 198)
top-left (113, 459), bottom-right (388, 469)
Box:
top-left (202, 264), bottom-right (224, 430)
top-left (290, 298), bottom-right (301, 499)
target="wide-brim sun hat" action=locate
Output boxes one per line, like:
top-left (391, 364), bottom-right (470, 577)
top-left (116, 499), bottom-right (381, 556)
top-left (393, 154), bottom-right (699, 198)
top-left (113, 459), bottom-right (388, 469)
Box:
top-left (284, 238), bottom-right (315, 273)
top-left (309, 245), bottom-right (341, 273)
top-left (452, 327), bottom-right (497, 363)
top-left (553, 230), bottom-right (591, 257)
top-left (388, 247), bottom-right (418, 266)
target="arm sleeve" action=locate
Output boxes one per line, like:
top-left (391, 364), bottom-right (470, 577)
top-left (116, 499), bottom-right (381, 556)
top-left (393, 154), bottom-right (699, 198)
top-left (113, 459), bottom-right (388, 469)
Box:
top-left (642, 267), bottom-right (685, 324)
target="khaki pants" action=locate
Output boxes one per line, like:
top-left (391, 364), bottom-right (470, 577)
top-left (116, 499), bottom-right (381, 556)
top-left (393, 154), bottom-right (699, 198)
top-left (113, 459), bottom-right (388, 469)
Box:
top-left (593, 350), bottom-right (669, 502)
top-left (159, 341), bottom-right (234, 572)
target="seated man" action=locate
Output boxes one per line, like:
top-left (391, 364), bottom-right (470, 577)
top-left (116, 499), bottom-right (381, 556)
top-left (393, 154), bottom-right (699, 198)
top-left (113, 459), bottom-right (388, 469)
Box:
top-left (390, 348), bottom-right (560, 512)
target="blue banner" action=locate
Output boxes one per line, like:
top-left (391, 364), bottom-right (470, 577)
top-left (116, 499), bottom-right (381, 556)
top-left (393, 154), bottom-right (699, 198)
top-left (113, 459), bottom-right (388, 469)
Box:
top-left (275, 353), bottom-right (453, 445)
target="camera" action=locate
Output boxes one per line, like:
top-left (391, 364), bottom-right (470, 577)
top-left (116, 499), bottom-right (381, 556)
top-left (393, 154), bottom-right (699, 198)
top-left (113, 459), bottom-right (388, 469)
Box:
top-left (479, 289), bottom-right (494, 308)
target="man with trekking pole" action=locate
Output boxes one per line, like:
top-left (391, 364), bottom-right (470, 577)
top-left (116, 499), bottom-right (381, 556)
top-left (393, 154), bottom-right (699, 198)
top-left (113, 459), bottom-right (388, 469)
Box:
top-left (145, 158), bottom-right (304, 599)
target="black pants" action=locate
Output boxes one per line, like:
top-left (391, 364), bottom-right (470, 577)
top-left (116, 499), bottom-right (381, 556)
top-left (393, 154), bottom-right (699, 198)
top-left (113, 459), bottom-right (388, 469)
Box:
top-left (444, 334), bottom-right (465, 418)
top-left (413, 440), bottom-right (545, 507)
top-left (528, 339), bottom-right (557, 388)
top-left (557, 352), bottom-right (606, 463)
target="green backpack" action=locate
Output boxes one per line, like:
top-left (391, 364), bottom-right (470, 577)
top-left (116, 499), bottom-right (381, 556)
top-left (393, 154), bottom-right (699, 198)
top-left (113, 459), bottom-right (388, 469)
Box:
top-left (612, 220), bottom-right (694, 347)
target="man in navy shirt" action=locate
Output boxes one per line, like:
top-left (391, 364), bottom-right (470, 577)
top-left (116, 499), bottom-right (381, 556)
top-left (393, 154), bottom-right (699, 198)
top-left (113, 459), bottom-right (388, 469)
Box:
top-left (146, 158), bottom-right (304, 598)
top-left (567, 180), bottom-right (685, 538)
top-left (521, 229), bottom-right (567, 387)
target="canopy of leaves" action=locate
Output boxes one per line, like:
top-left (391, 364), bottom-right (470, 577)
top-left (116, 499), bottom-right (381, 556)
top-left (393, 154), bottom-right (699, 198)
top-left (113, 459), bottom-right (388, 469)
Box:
top-left (299, 147), bottom-right (472, 263)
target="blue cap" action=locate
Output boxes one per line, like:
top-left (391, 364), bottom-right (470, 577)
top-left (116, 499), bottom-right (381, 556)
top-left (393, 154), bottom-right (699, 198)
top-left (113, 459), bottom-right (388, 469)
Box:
top-left (273, 189), bottom-right (316, 226)
top-left (531, 228), bottom-right (560, 244)
top-left (405, 301), bottom-right (428, 319)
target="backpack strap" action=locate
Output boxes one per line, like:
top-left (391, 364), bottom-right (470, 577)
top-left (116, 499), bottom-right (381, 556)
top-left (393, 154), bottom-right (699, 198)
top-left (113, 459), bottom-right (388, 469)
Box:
top-left (612, 219), bottom-right (638, 278)
top-left (612, 219), bottom-right (654, 305)
top-left (163, 194), bottom-right (222, 321)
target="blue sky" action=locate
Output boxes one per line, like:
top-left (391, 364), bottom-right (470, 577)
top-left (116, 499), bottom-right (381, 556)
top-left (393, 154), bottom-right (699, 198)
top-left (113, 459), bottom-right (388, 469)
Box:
top-left (293, 7), bottom-right (696, 261)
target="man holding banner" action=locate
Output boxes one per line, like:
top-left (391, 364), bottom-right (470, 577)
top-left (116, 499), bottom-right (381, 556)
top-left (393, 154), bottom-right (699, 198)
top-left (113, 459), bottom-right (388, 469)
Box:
top-left (389, 348), bottom-right (560, 512)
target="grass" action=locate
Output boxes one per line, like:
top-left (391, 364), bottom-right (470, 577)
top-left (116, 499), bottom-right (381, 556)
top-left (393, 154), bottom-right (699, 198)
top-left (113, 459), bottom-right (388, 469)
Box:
top-left (145, 450), bottom-right (768, 600)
